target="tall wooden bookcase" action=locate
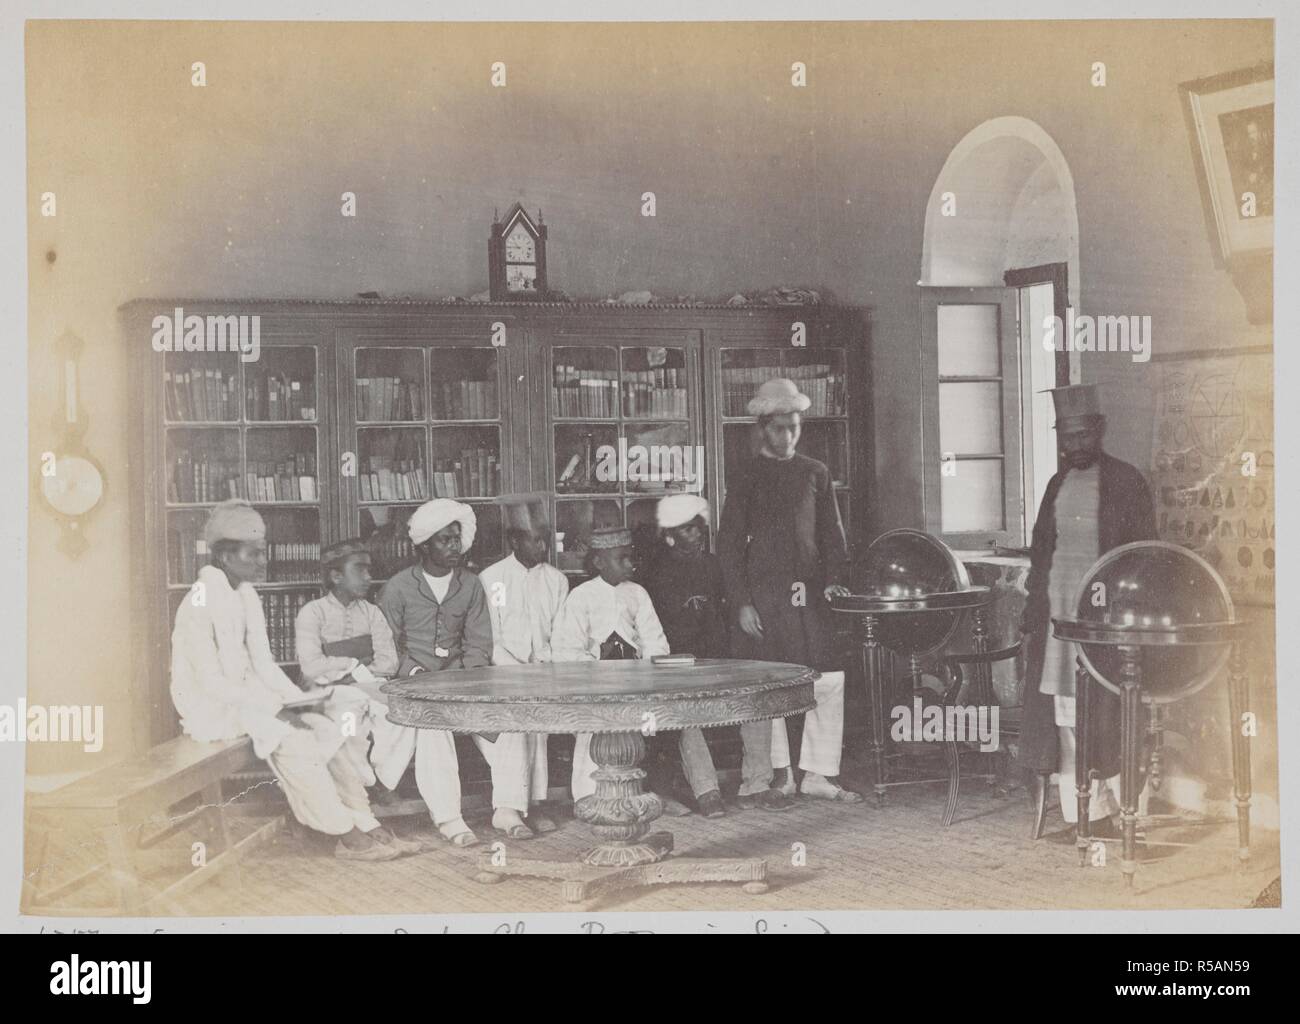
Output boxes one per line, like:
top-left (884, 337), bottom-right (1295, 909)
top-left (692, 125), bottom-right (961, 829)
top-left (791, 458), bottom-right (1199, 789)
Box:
top-left (125, 300), bottom-right (870, 748)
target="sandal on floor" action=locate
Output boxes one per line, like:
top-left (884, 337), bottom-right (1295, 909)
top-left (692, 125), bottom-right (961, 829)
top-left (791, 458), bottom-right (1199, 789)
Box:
top-left (801, 774), bottom-right (865, 803)
top-left (494, 823), bottom-right (534, 840)
top-left (527, 812), bottom-right (558, 834)
top-left (736, 788), bottom-right (795, 812)
top-left (335, 839), bottom-right (402, 862)
top-left (437, 822), bottom-right (481, 848)
top-left (370, 827), bottom-right (422, 855)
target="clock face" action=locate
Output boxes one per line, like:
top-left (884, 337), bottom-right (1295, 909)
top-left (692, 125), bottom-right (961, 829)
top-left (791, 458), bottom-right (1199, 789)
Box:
top-left (506, 264), bottom-right (538, 293)
top-left (40, 454), bottom-right (105, 518)
top-left (505, 223), bottom-right (536, 263)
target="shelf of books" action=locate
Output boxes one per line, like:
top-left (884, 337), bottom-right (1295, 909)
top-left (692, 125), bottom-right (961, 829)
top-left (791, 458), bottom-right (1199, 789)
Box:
top-left (350, 344), bottom-right (508, 579)
top-left (549, 344), bottom-right (698, 573)
top-left (162, 345), bottom-right (326, 674)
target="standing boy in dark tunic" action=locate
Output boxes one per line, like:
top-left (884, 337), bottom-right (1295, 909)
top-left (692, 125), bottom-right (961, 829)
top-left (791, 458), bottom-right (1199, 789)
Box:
top-left (643, 494), bottom-right (793, 815)
top-left (1020, 384), bottom-right (1157, 834)
top-left (717, 378), bottom-right (862, 803)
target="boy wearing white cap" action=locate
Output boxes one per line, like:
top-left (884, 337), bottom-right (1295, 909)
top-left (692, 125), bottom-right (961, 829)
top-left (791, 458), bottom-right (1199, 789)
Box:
top-left (644, 494), bottom-right (794, 815)
top-left (169, 500), bottom-right (403, 861)
top-left (478, 494), bottom-right (570, 834)
top-left (552, 526), bottom-right (694, 808)
top-left (371, 498), bottom-right (533, 845)
top-left (717, 378), bottom-right (862, 804)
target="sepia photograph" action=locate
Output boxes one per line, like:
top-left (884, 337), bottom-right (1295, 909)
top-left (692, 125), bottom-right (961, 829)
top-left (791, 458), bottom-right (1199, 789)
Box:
top-left (5, 3), bottom-right (1292, 953)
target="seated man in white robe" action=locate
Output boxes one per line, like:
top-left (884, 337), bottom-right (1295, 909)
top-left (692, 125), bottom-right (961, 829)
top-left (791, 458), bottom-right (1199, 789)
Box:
top-left (169, 500), bottom-right (404, 861)
top-left (294, 538), bottom-right (421, 854)
top-left (478, 495), bottom-right (569, 834)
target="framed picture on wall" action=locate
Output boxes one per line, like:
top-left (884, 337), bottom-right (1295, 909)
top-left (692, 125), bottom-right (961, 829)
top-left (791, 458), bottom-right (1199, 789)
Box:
top-left (1179, 62), bottom-right (1273, 267)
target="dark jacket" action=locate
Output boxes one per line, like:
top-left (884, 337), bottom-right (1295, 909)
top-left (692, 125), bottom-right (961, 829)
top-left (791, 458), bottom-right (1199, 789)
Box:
top-left (377, 565), bottom-right (493, 676)
top-left (1019, 451), bottom-right (1157, 775)
top-left (717, 452), bottom-right (849, 671)
top-left (643, 548), bottom-right (729, 659)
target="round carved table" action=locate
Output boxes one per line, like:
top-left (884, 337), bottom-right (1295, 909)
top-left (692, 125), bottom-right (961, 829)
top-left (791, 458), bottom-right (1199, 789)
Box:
top-left (382, 658), bottom-right (815, 903)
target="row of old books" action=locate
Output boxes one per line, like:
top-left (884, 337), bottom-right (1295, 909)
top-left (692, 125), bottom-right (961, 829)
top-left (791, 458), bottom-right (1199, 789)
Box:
top-left (431, 451), bottom-right (501, 497)
top-left (164, 368), bottom-right (241, 422)
top-left (622, 369), bottom-right (688, 418)
top-left (357, 377), bottom-right (423, 422)
top-left (247, 373), bottom-right (317, 422)
top-left (163, 368), bottom-right (318, 422)
top-left (553, 366), bottom-right (619, 418)
top-left (167, 452), bottom-right (319, 504)
top-left (266, 541), bottom-right (323, 582)
top-left (263, 590), bottom-right (318, 664)
top-left (246, 456), bottom-right (319, 503)
top-left (722, 364), bottom-right (845, 417)
top-left (433, 379), bottom-right (498, 420)
top-left (358, 450), bottom-right (501, 501)
top-left (165, 533), bottom-right (322, 584)
top-left (167, 453), bottom-right (243, 504)
top-left (359, 457), bottom-right (427, 502)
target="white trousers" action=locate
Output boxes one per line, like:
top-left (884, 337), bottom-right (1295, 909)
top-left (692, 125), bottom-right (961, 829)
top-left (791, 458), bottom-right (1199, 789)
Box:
top-left (267, 719), bottom-right (382, 836)
top-left (1055, 725), bottom-right (1122, 824)
top-left (570, 734), bottom-right (598, 802)
top-left (370, 708), bottom-right (530, 825)
top-left (771, 670), bottom-right (845, 777)
top-left (1052, 696), bottom-right (1145, 824)
top-left (525, 734), bottom-right (549, 805)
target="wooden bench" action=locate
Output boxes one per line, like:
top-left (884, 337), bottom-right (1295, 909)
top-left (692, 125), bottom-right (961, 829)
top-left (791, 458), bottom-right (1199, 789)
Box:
top-left (23, 735), bottom-right (282, 915)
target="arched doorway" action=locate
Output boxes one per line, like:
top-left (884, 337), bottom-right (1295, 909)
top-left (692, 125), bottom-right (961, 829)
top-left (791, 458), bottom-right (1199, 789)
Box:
top-left (921, 115), bottom-right (1079, 308)
top-left (919, 117), bottom-right (1081, 546)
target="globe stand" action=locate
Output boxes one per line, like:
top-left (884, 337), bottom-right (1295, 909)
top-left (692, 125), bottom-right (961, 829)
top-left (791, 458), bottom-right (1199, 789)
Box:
top-left (834, 588), bottom-right (992, 823)
top-left (1071, 643), bottom-right (1251, 887)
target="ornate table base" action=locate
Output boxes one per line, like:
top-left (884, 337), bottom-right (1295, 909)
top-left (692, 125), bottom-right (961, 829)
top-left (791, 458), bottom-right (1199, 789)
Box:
top-left (474, 731), bottom-right (769, 903)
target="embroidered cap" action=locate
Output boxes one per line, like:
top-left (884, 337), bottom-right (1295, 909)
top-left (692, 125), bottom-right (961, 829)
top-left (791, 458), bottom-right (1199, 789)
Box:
top-left (588, 526), bottom-right (634, 550)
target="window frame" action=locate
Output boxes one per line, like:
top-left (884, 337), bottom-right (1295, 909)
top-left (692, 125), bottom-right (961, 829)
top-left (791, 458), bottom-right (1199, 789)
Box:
top-left (920, 286), bottom-right (1024, 551)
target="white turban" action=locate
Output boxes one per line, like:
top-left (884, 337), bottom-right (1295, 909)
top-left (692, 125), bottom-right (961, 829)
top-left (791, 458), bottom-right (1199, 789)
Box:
top-left (747, 377), bottom-right (811, 417)
top-left (657, 493), bottom-right (710, 530)
top-left (408, 499), bottom-right (477, 551)
top-left (203, 499), bottom-right (266, 546)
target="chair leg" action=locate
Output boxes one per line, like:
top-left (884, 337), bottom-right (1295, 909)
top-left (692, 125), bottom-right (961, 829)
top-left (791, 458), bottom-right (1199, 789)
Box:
top-left (1030, 769), bottom-right (1051, 840)
top-left (942, 737), bottom-right (961, 827)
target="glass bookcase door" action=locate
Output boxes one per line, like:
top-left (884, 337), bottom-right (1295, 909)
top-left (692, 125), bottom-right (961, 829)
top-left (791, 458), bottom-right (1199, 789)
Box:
top-left (246, 425), bottom-right (320, 504)
top-left (163, 352), bottom-right (241, 424)
top-left (357, 426), bottom-right (428, 504)
top-left (355, 347), bottom-right (423, 423)
top-left (428, 346), bottom-right (505, 567)
top-left (552, 346), bottom-right (618, 420)
top-left (431, 348), bottom-right (499, 421)
top-left (347, 342), bottom-right (510, 583)
top-left (161, 341), bottom-right (326, 675)
top-left (246, 347), bottom-right (318, 423)
top-left (547, 343), bottom-right (698, 575)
